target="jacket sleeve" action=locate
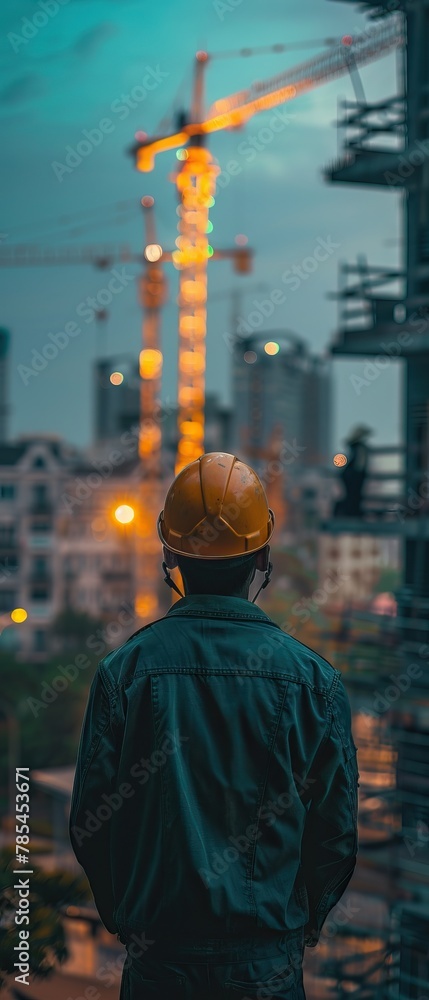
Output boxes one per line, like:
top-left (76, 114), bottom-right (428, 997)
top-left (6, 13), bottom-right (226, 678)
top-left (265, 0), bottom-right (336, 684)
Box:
top-left (69, 665), bottom-right (119, 934)
top-left (301, 675), bottom-right (359, 947)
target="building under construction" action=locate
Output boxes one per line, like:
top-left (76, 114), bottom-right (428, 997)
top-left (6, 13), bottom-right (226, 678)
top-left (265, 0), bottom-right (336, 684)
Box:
top-left (308, 1), bottom-right (429, 996)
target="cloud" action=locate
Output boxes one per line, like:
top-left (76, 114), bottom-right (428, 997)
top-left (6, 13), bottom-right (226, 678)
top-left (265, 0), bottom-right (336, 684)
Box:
top-left (0, 72), bottom-right (45, 106)
top-left (72, 22), bottom-right (119, 58)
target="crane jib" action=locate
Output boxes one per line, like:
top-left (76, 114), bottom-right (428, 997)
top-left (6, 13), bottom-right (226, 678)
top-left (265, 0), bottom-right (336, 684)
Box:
top-left (206, 17), bottom-right (404, 121)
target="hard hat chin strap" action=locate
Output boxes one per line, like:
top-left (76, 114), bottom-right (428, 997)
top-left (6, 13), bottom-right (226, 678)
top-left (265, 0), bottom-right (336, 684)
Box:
top-left (162, 557), bottom-right (272, 604)
top-left (251, 560), bottom-right (273, 604)
top-left (162, 561), bottom-right (185, 599)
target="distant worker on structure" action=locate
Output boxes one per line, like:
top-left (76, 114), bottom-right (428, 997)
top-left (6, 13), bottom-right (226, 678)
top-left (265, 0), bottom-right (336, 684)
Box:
top-left (334, 425), bottom-right (373, 517)
top-left (70, 452), bottom-right (359, 1000)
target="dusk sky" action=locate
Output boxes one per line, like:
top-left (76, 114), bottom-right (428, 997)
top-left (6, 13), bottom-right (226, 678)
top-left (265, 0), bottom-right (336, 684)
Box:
top-left (1, 0), bottom-right (403, 453)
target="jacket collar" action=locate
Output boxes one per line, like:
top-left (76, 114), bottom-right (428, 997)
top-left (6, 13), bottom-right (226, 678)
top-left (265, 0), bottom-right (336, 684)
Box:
top-left (165, 593), bottom-right (273, 623)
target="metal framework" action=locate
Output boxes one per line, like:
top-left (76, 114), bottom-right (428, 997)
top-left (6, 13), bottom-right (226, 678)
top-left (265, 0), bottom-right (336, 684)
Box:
top-left (321, 1), bottom-right (429, 996)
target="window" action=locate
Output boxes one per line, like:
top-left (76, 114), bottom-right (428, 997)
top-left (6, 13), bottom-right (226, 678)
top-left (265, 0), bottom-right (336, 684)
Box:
top-left (0, 591), bottom-right (16, 611)
top-left (33, 556), bottom-right (48, 574)
top-left (32, 484), bottom-right (48, 503)
top-left (33, 629), bottom-right (46, 652)
top-left (31, 557), bottom-right (49, 582)
top-left (30, 587), bottom-right (50, 601)
top-left (32, 456), bottom-right (46, 469)
top-left (0, 526), bottom-right (15, 545)
top-left (30, 521), bottom-right (51, 533)
top-left (0, 484), bottom-right (15, 500)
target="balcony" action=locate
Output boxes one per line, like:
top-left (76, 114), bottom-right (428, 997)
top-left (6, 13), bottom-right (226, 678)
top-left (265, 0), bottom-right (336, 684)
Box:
top-left (321, 445), bottom-right (429, 535)
top-left (324, 96), bottom-right (406, 187)
top-left (328, 259), bottom-right (429, 356)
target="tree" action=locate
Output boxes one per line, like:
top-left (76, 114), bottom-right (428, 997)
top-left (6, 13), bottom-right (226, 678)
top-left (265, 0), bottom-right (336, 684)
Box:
top-left (50, 609), bottom-right (104, 651)
top-left (0, 848), bottom-right (91, 987)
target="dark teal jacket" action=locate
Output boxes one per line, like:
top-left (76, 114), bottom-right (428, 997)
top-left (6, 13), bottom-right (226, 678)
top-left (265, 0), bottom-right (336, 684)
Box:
top-left (69, 594), bottom-right (358, 953)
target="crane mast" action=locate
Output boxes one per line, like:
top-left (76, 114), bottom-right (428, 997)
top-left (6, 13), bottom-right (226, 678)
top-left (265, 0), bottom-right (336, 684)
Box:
top-left (134, 197), bottom-right (167, 621)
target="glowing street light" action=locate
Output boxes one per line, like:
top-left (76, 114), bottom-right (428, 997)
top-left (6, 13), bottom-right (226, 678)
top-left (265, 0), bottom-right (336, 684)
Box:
top-left (114, 504), bottom-right (135, 524)
top-left (10, 608), bottom-right (28, 623)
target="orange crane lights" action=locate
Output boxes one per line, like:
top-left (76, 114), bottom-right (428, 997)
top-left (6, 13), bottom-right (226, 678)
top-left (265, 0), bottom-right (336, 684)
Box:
top-left (134, 196), bottom-right (167, 623)
top-left (174, 147), bottom-right (219, 471)
top-left (138, 195), bottom-right (167, 468)
top-left (133, 18), bottom-right (403, 474)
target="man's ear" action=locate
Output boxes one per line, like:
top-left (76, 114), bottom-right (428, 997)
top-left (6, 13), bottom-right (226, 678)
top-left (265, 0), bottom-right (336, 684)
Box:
top-left (163, 545), bottom-right (178, 570)
top-left (255, 545), bottom-right (269, 573)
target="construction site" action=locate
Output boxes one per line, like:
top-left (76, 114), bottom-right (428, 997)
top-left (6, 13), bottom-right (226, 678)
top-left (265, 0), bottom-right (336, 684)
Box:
top-left (0, 0), bottom-right (429, 996)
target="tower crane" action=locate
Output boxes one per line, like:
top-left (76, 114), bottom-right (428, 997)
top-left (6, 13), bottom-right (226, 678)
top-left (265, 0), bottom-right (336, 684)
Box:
top-left (131, 16), bottom-right (403, 474)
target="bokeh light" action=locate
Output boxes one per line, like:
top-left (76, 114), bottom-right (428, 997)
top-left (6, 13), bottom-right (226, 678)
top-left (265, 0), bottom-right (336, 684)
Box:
top-left (144, 243), bottom-right (163, 262)
top-left (110, 371), bottom-right (124, 385)
top-left (244, 350), bottom-right (257, 364)
top-left (264, 341), bottom-right (280, 356)
top-left (333, 453), bottom-right (348, 467)
top-left (139, 348), bottom-right (163, 379)
top-left (11, 608), bottom-right (28, 623)
top-left (114, 504), bottom-right (135, 524)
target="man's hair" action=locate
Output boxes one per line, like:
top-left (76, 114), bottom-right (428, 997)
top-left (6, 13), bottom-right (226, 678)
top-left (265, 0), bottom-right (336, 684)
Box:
top-left (176, 552), bottom-right (257, 596)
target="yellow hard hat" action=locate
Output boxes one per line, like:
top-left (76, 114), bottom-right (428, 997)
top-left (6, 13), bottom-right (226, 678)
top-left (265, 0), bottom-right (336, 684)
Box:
top-left (157, 452), bottom-right (275, 559)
